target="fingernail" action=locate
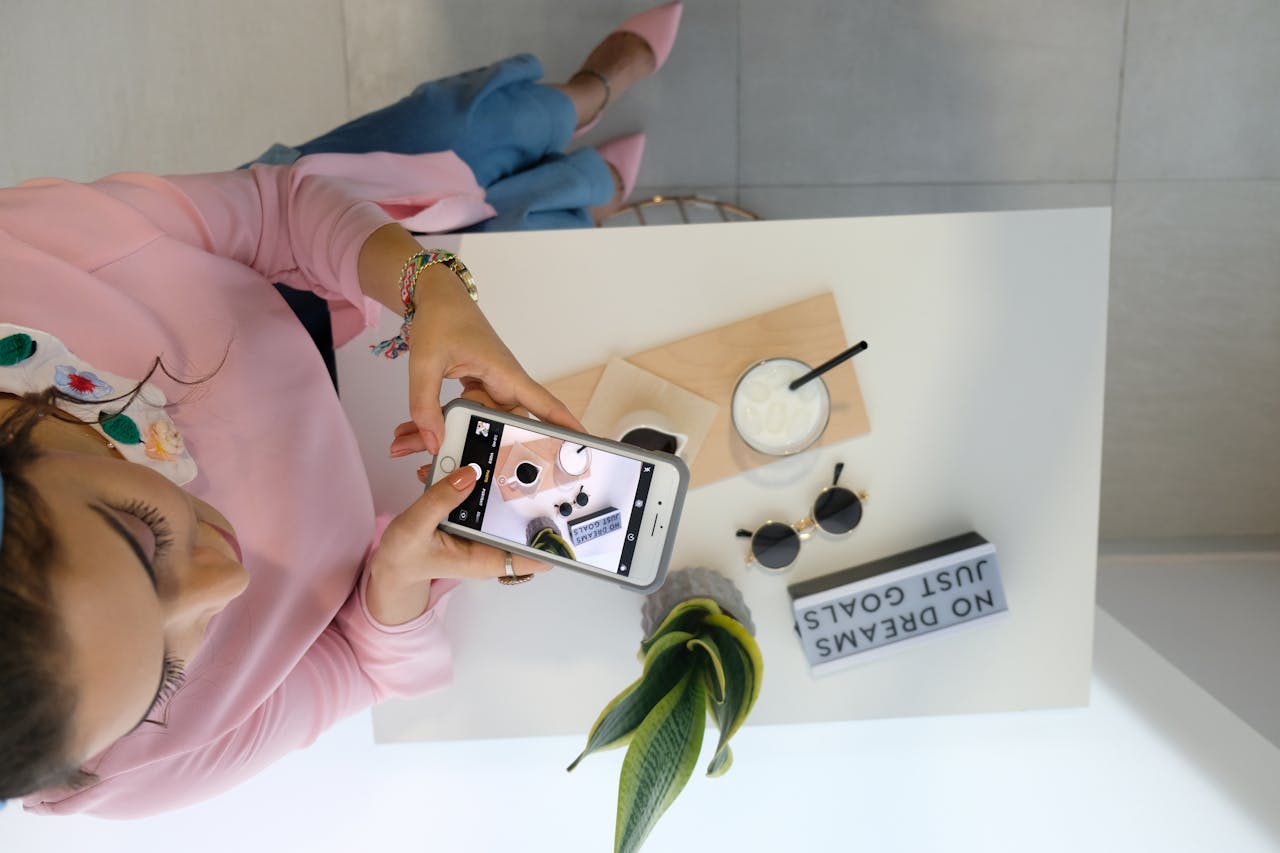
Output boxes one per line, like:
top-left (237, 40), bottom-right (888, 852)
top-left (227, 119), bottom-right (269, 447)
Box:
top-left (424, 430), bottom-right (440, 455)
top-left (417, 464), bottom-right (432, 481)
top-left (390, 447), bottom-right (413, 458)
top-left (450, 463), bottom-right (482, 490)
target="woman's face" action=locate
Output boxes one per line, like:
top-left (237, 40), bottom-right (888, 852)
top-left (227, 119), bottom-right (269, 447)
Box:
top-left (30, 450), bottom-right (249, 764)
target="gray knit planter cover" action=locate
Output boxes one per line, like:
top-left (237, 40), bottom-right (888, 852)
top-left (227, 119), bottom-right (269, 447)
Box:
top-left (525, 516), bottom-right (559, 544)
top-left (641, 567), bottom-right (756, 638)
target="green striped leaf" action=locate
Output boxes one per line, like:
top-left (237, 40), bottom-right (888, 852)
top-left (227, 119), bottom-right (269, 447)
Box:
top-left (687, 636), bottom-right (725, 704)
top-left (567, 631), bottom-right (695, 772)
top-left (702, 614), bottom-right (763, 776)
top-left (639, 598), bottom-right (721, 657)
top-left (706, 744), bottom-right (733, 778)
top-left (614, 669), bottom-right (707, 853)
top-left (529, 526), bottom-right (577, 560)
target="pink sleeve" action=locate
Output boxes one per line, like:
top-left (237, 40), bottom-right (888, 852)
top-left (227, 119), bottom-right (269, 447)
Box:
top-left (327, 513), bottom-right (463, 702)
top-left (93, 166), bottom-right (388, 330)
top-left (25, 569), bottom-right (463, 818)
top-left (92, 152), bottom-right (495, 341)
top-left (161, 572), bottom-right (463, 814)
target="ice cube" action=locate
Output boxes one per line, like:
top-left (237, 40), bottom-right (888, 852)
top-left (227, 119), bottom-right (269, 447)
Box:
top-left (789, 407), bottom-right (815, 439)
top-left (743, 378), bottom-right (769, 403)
top-left (738, 405), bottom-right (762, 437)
top-left (766, 402), bottom-right (785, 433)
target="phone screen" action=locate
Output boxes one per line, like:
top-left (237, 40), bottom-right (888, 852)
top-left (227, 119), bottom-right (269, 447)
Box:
top-left (448, 414), bottom-right (655, 576)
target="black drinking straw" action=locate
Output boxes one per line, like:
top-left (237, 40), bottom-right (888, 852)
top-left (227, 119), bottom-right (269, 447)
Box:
top-left (788, 340), bottom-right (869, 391)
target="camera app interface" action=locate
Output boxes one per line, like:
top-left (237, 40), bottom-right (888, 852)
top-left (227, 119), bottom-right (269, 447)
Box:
top-left (449, 415), bottom-right (655, 576)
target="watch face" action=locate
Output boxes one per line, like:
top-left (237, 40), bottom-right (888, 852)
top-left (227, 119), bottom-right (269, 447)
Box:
top-left (450, 262), bottom-right (478, 299)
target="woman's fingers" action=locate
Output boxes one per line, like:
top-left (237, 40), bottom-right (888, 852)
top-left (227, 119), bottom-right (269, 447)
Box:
top-left (461, 371), bottom-right (582, 432)
top-left (413, 462), bottom-right (480, 530)
top-left (509, 378), bottom-right (585, 433)
top-left (458, 383), bottom-right (504, 412)
top-left (462, 539), bottom-right (552, 579)
top-left (407, 350), bottom-right (451, 456)
top-left (391, 423), bottom-right (430, 457)
top-left (399, 319), bottom-right (584, 457)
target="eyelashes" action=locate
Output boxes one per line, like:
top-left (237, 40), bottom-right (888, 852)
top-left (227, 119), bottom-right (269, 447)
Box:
top-left (143, 654), bottom-right (187, 723)
top-left (106, 500), bottom-right (188, 723)
top-left (156, 655), bottom-right (186, 704)
top-left (115, 499), bottom-right (176, 561)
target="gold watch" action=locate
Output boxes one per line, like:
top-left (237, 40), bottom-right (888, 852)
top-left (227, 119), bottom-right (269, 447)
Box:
top-left (439, 254), bottom-right (478, 302)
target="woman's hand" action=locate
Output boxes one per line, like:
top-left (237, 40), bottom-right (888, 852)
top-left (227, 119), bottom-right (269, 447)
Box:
top-left (365, 463), bottom-right (551, 625)
top-left (357, 223), bottom-right (583, 459)
top-left (394, 264), bottom-right (584, 456)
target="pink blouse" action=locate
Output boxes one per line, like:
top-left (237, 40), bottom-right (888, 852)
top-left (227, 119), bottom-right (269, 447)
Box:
top-left (1, 152), bottom-right (496, 817)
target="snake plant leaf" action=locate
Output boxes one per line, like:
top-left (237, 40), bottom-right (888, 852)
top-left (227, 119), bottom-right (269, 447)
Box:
top-left (639, 597), bottom-right (722, 657)
top-left (567, 631), bottom-right (695, 772)
top-left (614, 669), bottom-right (707, 853)
top-left (529, 526), bottom-right (577, 560)
top-left (687, 636), bottom-right (725, 704)
top-left (701, 614), bottom-right (763, 776)
top-left (706, 744), bottom-right (734, 778)
top-left (703, 629), bottom-right (748, 776)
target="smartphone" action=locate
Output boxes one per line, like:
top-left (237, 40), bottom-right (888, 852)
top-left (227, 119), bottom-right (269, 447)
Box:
top-left (429, 399), bottom-right (690, 593)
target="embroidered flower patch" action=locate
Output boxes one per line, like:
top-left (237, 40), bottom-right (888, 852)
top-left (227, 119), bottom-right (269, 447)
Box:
top-left (54, 365), bottom-right (113, 401)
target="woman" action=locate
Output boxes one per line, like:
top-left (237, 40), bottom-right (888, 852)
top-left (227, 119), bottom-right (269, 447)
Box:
top-left (0, 2), bottom-right (682, 817)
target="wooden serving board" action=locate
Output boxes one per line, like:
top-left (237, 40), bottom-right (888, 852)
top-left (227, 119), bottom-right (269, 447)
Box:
top-left (545, 293), bottom-right (870, 488)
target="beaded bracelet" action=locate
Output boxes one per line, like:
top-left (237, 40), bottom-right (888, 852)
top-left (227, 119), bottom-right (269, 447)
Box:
top-left (369, 249), bottom-right (457, 359)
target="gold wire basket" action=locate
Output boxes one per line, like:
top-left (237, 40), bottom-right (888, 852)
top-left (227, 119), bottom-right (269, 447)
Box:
top-left (600, 194), bottom-right (761, 227)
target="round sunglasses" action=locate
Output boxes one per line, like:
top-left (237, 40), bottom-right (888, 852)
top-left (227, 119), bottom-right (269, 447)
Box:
top-left (556, 486), bottom-right (589, 517)
top-left (736, 463), bottom-right (866, 571)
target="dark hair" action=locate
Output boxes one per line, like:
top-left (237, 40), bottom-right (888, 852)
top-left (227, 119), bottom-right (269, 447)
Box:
top-left (0, 395), bottom-right (97, 799)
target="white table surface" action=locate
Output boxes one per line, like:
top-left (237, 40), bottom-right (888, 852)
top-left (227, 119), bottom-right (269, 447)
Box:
top-left (332, 210), bottom-right (1112, 743)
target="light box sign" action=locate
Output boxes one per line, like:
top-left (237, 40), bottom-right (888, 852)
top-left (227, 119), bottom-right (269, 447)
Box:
top-left (787, 532), bottom-right (1008, 674)
top-left (568, 506), bottom-right (622, 547)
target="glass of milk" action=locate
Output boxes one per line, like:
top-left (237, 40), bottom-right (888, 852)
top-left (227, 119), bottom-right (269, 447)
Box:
top-left (731, 357), bottom-right (831, 455)
top-left (557, 440), bottom-right (591, 477)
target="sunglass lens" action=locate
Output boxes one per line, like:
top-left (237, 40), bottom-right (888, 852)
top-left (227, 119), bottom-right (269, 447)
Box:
top-left (814, 487), bottom-right (862, 534)
top-left (752, 522), bottom-right (801, 570)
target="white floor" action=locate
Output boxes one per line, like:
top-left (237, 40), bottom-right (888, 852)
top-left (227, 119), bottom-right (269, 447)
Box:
top-left (1097, 539), bottom-right (1280, 749)
top-left (5, 610), bottom-right (1278, 851)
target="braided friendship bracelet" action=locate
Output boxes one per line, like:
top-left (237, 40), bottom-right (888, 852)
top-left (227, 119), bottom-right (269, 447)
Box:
top-left (370, 249), bottom-right (457, 359)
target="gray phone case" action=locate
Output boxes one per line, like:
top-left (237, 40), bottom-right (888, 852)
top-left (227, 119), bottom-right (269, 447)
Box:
top-left (431, 399), bottom-right (690, 594)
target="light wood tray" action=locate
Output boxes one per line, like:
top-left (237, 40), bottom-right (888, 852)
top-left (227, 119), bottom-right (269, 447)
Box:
top-left (546, 293), bottom-right (870, 488)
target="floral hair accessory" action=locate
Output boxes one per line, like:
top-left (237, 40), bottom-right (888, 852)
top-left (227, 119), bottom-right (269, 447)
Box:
top-left (145, 420), bottom-right (185, 461)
